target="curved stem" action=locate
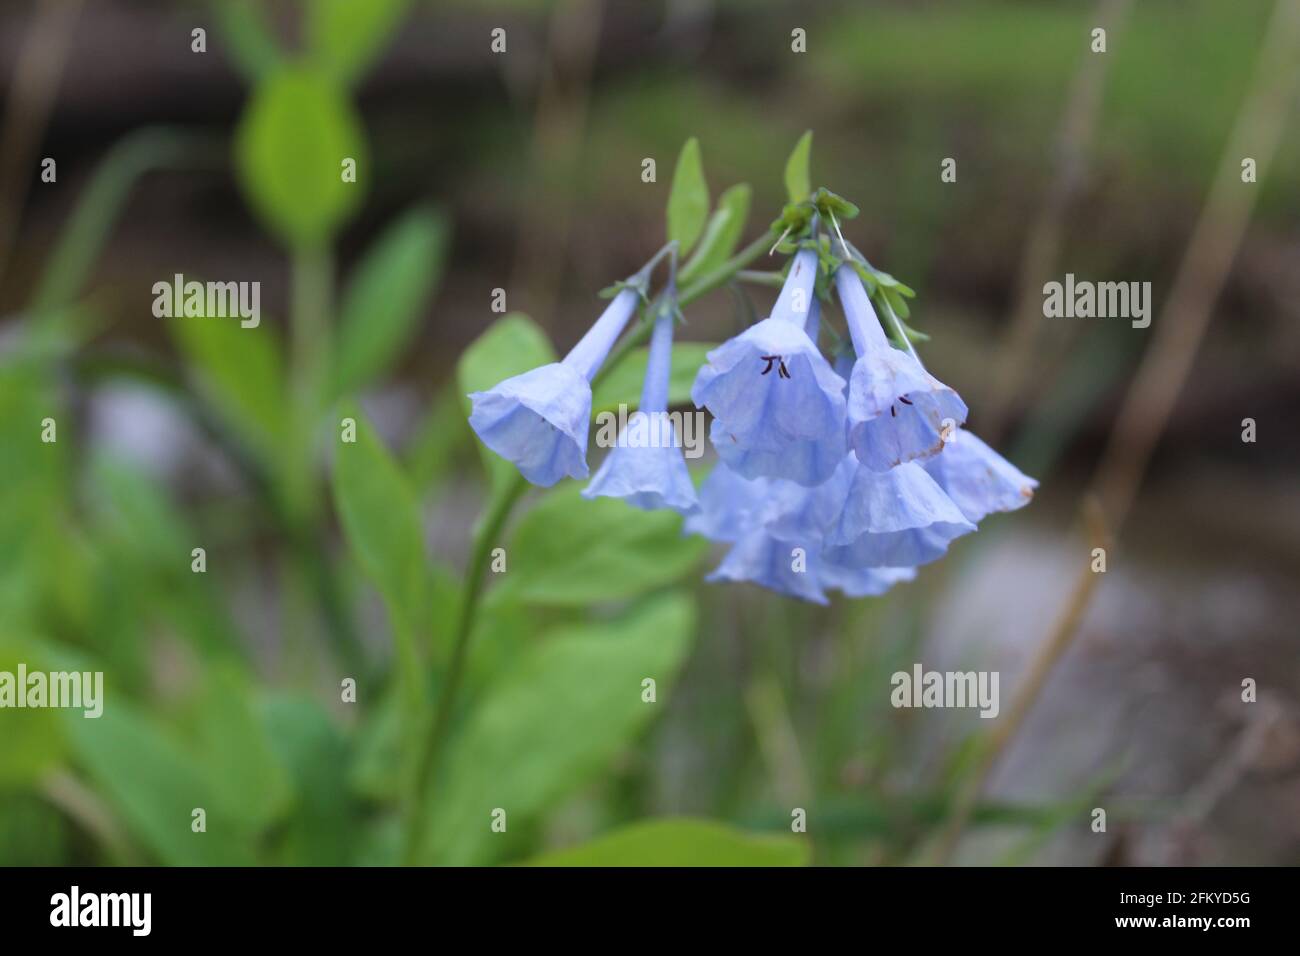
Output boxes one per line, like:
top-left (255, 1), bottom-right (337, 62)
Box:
top-left (402, 229), bottom-right (771, 864)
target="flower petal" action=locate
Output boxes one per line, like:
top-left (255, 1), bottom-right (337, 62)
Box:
top-left (923, 429), bottom-right (1037, 523)
top-left (692, 317), bottom-right (847, 486)
top-left (468, 362), bottom-right (591, 487)
top-left (825, 461), bottom-right (975, 567)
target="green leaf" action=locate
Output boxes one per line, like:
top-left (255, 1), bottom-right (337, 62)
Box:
top-left (308, 0), bottom-right (410, 87)
top-left (234, 66), bottom-right (367, 248)
top-left (424, 593), bottom-right (696, 864)
top-left (784, 130), bottom-right (813, 204)
top-left (666, 137), bottom-right (709, 256)
top-left (521, 818), bottom-right (810, 867)
top-left (457, 313), bottom-right (557, 492)
top-left (0, 641), bottom-right (67, 786)
top-left (331, 409), bottom-right (426, 631)
top-left (678, 184), bottom-right (751, 286)
top-left (188, 669), bottom-right (294, 832)
top-left (167, 303), bottom-right (288, 463)
top-left (334, 207), bottom-right (448, 397)
top-left (500, 485), bottom-right (707, 606)
top-left (590, 341), bottom-right (715, 417)
top-left (262, 694), bottom-right (356, 865)
top-left (211, 0), bottom-right (281, 83)
top-left (65, 702), bottom-right (257, 865)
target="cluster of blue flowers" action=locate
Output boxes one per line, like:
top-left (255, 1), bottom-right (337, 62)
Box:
top-left (468, 232), bottom-right (1036, 604)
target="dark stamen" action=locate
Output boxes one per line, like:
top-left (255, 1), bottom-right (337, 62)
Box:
top-left (890, 405), bottom-right (897, 417)
top-left (898, 396), bottom-right (914, 405)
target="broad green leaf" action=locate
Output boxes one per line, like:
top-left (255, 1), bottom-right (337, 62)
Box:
top-left (424, 593), bottom-right (696, 864)
top-left (235, 66), bottom-right (366, 248)
top-left (784, 130), bottom-right (813, 204)
top-left (500, 485), bottom-right (707, 606)
top-left (65, 702), bottom-right (257, 865)
top-left (211, 0), bottom-right (281, 83)
top-left (0, 641), bottom-right (67, 786)
top-left (678, 183), bottom-right (751, 286)
top-left (262, 694), bottom-right (356, 865)
top-left (590, 341), bottom-right (716, 417)
top-left (332, 409), bottom-right (426, 631)
top-left (522, 818), bottom-right (810, 867)
top-left (167, 304), bottom-right (288, 463)
top-left (457, 313), bottom-right (557, 491)
top-left (187, 669), bottom-right (293, 832)
top-left (666, 137), bottom-right (709, 256)
top-left (308, 0), bottom-right (410, 87)
top-left (334, 207), bottom-right (448, 396)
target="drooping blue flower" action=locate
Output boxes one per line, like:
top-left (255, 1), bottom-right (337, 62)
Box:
top-left (583, 303), bottom-right (698, 515)
top-left (834, 264), bottom-right (967, 472)
top-left (824, 460), bottom-right (975, 567)
top-left (692, 249), bottom-right (847, 486)
top-left (922, 429), bottom-right (1037, 523)
top-left (468, 288), bottom-right (639, 487)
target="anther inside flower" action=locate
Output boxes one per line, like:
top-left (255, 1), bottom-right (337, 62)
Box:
top-left (692, 250), bottom-right (847, 486)
top-left (834, 264), bottom-right (968, 472)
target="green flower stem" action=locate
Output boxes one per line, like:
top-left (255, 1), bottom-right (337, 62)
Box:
top-left (287, 246), bottom-right (332, 523)
top-left (402, 230), bottom-right (771, 864)
top-left (285, 247), bottom-right (332, 676)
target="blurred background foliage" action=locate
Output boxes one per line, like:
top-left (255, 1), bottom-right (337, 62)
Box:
top-left (0, 0), bottom-right (1297, 866)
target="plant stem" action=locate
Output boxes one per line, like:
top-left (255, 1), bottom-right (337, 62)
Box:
top-left (401, 230), bottom-right (771, 864)
top-left (285, 247), bottom-right (332, 678)
top-left (403, 474), bottom-right (526, 864)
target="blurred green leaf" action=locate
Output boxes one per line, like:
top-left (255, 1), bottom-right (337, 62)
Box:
top-left (0, 641), bottom-right (67, 786)
top-left (334, 207), bottom-right (447, 397)
top-left (425, 593), bottom-right (696, 864)
top-left (167, 304), bottom-right (288, 464)
top-left (210, 0), bottom-right (281, 83)
top-left (332, 409), bottom-right (426, 633)
top-left (590, 341), bottom-right (716, 417)
top-left (188, 669), bottom-right (294, 832)
top-left (32, 128), bottom-right (187, 314)
top-left (679, 184), bottom-right (751, 286)
top-left (262, 694), bottom-right (356, 865)
top-left (666, 137), bottom-right (709, 256)
top-left (308, 0), bottom-right (410, 87)
top-left (457, 313), bottom-right (557, 492)
top-left (235, 66), bottom-right (366, 248)
top-left (500, 485), bottom-right (708, 606)
top-left (784, 130), bottom-right (813, 204)
top-left (521, 818), bottom-right (809, 866)
top-left (65, 702), bottom-right (257, 865)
